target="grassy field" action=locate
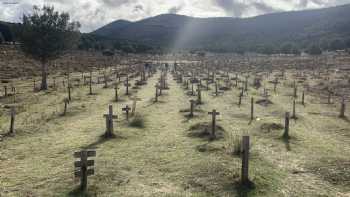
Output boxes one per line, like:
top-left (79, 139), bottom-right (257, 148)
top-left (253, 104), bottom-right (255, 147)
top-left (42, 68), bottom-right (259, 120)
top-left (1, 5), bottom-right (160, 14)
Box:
top-left (0, 65), bottom-right (350, 197)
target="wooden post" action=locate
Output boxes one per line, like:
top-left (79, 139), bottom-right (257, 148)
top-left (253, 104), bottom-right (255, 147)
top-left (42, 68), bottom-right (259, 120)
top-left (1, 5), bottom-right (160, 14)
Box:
top-left (122, 105), bottom-right (131, 121)
top-left (53, 77), bottom-right (56, 89)
top-left (33, 79), bottom-right (36, 91)
top-left (208, 110), bottom-right (220, 139)
top-left (114, 84), bottom-right (119, 102)
top-left (340, 97), bottom-right (346, 118)
top-left (9, 107), bottom-right (15, 134)
top-left (197, 85), bottom-right (202, 104)
top-left (191, 83), bottom-right (194, 96)
top-left (103, 72), bottom-right (108, 88)
top-left (215, 82), bottom-right (218, 96)
top-left (302, 91), bottom-right (305, 106)
top-left (74, 150), bottom-right (96, 191)
top-left (68, 85), bottom-right (72, 101)
top-left (327, 91), bottom-right (332, 104)
top-left (155, 84), bottom-right (159, 102)
top-left (89, 71), bottom-right (93, 95)
top-left (291, 99), bottom-right (296, 119)
top-left (63, 98), bottom-right (69, 115)
top-left (189, 100), bottom-right (195, 117)
top-left (238, 92), bottom-right (242, 107)
top-left (250, 97), bottom-right (254, 121)
top-left (125, 75), bottom-right (130, 95)
top-left (4, 86), bottom-right (7, 97)
top-left (283, 112), bottom-right (290, 139)
top-left (274, 78), bottom-right (278, 93)
top-left (241, 136), bottom-right (250, 185)
top-left (293, 83), bottom-right (297, 98)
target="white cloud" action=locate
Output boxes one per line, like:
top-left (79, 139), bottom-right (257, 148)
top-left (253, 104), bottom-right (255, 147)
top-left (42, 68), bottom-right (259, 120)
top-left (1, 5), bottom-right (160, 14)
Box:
top-left (0, 0), bottom-right (350, 32)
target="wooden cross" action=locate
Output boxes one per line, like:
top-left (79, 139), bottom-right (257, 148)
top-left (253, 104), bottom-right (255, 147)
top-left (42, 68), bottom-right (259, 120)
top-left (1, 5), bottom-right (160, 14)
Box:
top-left (131, 97), bottom-right (142, 116)
top-left (124, 75), bottom-right (130, 95)
top-left (74, 150), bottom-right (96, 191)
top-left (103, 105), bottom-right (118, 137)
top-left (122, 105), bottom-right (131, 121)
top-left (208, 109), bottom-right (220, 139)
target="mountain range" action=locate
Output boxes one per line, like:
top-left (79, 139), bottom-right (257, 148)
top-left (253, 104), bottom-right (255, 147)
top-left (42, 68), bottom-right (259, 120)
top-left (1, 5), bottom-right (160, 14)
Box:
top-left (92, 4), bottom-right (350, 53)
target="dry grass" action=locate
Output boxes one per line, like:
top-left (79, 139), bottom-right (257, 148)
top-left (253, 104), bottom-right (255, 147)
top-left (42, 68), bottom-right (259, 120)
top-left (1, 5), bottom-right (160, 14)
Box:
top-left (0, 64), bottom-right (350, 197)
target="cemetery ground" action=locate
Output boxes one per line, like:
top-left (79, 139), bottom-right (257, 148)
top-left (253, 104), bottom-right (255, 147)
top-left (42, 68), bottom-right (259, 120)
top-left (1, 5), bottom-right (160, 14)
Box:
top-left (0, 67), bottom-right (350, 197)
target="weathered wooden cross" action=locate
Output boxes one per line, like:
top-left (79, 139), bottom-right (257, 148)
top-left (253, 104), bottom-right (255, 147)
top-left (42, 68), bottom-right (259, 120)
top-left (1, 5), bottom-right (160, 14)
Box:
top-left (74, 150), bottom-right (96, 191)
top-left (122, 105), bottom-right (131, 121)
top-left (103, 105), bottom-right (118, 137)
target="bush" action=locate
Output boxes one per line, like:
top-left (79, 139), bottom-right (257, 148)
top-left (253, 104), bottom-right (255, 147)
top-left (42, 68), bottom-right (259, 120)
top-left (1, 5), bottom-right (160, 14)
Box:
top-left (129, 115), bottom-right (145, 128)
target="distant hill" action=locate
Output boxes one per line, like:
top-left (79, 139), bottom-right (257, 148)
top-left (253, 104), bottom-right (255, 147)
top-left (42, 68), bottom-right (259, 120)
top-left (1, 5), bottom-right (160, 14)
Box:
top-left (92, 4), bottom-right (350, 53)
top-left (0, 21), bottom-right (21, 43)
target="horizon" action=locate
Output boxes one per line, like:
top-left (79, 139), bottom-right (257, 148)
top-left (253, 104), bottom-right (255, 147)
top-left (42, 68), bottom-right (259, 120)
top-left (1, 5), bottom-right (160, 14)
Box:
top-left (1, 0), bottom-right (350, 33)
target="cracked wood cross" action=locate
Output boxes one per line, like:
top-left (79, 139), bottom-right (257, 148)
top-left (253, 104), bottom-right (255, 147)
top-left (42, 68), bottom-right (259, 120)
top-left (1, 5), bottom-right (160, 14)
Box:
top-left (103, 105), bottom-right (118, 138)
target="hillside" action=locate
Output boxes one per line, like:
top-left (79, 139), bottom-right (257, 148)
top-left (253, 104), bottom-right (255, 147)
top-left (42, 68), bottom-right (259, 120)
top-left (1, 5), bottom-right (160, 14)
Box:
top-left (92, 4), bottom-right (350, 53)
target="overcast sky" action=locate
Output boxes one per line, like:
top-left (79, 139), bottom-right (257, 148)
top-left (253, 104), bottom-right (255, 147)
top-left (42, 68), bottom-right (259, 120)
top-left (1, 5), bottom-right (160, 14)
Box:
top-left (1, 0), bottom-right (350, 32)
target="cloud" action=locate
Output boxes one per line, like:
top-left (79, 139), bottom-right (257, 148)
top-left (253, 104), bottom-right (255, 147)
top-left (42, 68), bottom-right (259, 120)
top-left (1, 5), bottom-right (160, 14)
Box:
top-left (1, 0), bottom-right (350, 32)
top-left (168, 5), bottom-right (183, 14)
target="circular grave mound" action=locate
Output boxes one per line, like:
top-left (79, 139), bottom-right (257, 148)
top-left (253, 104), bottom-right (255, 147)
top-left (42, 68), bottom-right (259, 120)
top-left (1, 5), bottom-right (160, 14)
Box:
top-left (256, 99), bottom-right (273, 106)
top-left (260, 123), bottom-right (284, 132)
top-left (188, 122), bottom-right (225, 140)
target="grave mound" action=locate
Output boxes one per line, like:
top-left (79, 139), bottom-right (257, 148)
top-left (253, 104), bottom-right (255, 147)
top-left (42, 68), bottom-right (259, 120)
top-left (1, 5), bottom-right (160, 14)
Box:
top-left (188, 122), bottom-right (225, 140)
top-left (260, 123), bottom-right (284, 132)
top-left (256, 99), bottom-right (273, 106)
